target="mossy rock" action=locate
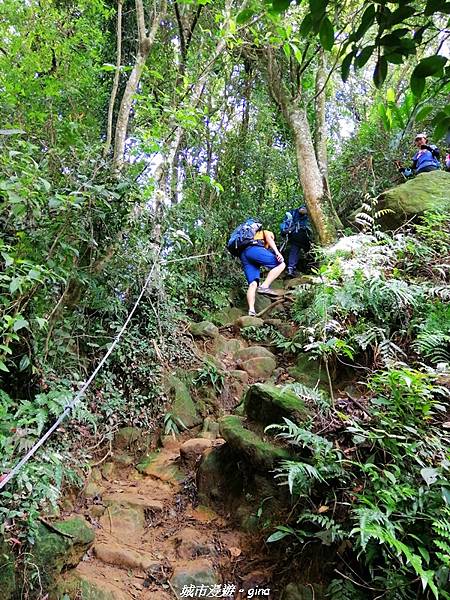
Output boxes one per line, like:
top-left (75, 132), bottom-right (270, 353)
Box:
top-left (190, 321), bottom-right (219, 338)
top-left (235, 316), bottom-right (265, 329)
top-left (244, 383), bottom-right (310, 426)
top-left (288, 354), bottom-right (329, 390)
top-left (211, 306), bottom-right (245, 326)
top-left (379, 170), bottom-right (450, 228)
top-left (31, 517), bottom-right (94, 585)
top-left (166, 374), bottom-right (201, 428)
top-left (196, 444), bottom-right (244, 504)
top-left (219, 415), bottom-right (289, 470)
top-left (0, 537), bottom-right (15, 599)
top-left (58, 573), bottom-right (127, 600)
top-left (235, 346), bottom-right (276, 361)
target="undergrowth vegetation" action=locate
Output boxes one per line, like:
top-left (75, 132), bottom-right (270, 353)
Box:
top-left (267, 211), bottom-right (450, 598)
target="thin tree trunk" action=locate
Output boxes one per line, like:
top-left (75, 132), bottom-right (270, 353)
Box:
top-left (104, 0), bottom-right (123, 158)
top-left (112, 0), bottom-right (167, 173)
top-left (264, 47), bottom-right (338, 245)
top-left (314, 48), bottom-right (331, 199)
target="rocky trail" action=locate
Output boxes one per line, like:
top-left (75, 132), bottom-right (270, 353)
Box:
top-left (41, 276), bottom-right (336, 600)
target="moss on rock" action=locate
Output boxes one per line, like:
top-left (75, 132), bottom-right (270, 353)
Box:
top-left (219, 415), bottom-right (289, 470)
top-left (288, 354), bottom-right (329, 390)
top-left (379, 170), bottom-right (450, 227)
top-left (244, 383), bottom-right (310, 426)
top-left (31, 517), bottom-right (94, 585)
top-left (166, 374), bottom-right (201, 428)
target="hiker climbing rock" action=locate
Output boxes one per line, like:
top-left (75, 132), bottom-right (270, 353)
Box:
top-left (227, 218), bottom-right (285, 316)
top-left (398, 132), bottom-right (441, 178)
top-left (280, 205), bottom-right (312, 277)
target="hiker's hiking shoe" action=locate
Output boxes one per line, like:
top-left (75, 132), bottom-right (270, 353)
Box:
top-left (248, 310), bottom-right (256, 316)
top-left (257, 286), bottom-right (278, 297)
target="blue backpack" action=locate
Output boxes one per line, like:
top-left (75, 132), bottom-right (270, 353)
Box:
top-left (280, 207), bottom-right (311, 236)
top-left (227, 219), bottom-right (260, 256)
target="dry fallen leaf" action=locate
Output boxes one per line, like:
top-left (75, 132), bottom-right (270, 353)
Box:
top-left (318, 505), bottom-right (329, 513)
top-left (229, 546), bottom-right (242, 557)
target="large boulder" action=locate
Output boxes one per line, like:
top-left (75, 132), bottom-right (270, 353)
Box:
top-left (211, 306), bottom-right (245, 325)
top-left (219, 415), bottom-right (289, 470)
top-left (190, 321), bottom-right (219, 338)
top-left (244, 383), bottom-right (310, 426)
top-left (235, 346), bottom-right (276, 362)
top-left (170, 560), bottom-right (218, 598)
top-left (165, 373), bottom-right (201, 428)
top-left (235, 346), bottom-right (277, 380)
top-left (235, 316), bottom-right (264, 329)
top-left (31, 517), bottom-right (94, 585)
top-left (379, 170), bottom-right (450, 228)
top-left (288, 354), bottom-right (329, 390)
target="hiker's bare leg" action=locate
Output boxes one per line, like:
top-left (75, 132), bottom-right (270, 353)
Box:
top-left (247, 281), bottom-right (258, 313)
top-left (261, 262), bottom-right (285, 288)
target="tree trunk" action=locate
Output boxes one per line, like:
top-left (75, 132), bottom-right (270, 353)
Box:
top-left (314, 48), bottom-right (330, 198)
top-left (112, 0), bottom-right (167, 174)
top-left (104, 0), bottom-right (123, 158)
top-left (263, 48), bottom-right (338, 245)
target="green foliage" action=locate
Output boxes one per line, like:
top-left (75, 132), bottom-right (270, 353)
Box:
top-left (193, 359), bottom-right (225, 393)
top-left (163, 412), bottom-right (187, 438)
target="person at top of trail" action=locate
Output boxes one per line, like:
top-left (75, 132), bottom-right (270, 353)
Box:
top-left (398, 133), bottom-right (441, 178)
top-left (280, 204), bottom-right (312, 277)
top-left (226, 218), bottom-right (285, 316)
top-left (445, 149), bottom-right (450, 172)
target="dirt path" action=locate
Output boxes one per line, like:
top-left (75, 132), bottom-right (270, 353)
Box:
top-left (59, 434), bottom-right (275, 600)
top-left (58, 282), bottom-right (313, 599)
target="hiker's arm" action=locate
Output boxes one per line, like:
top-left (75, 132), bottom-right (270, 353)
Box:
top-left (422, 144), bottom-right (440, 158)
top-left (266, 235), bottom-right (284, 262)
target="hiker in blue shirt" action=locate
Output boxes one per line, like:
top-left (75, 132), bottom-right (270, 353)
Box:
top-left (227, 219), bottom-right (285, 316)
top-left (399, 133), bottom-right (440, 177)
top-left (280, 205), bottom-right (312, 277)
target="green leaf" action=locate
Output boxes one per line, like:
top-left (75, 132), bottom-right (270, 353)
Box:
top-left (0, 361), bottom-right (9, 373)
top-left (236, 8), bottom-right (255, 24)
top-left (441, 487), bottom-right (450, 505)
top-left (19, 355), bottom-right (31, 371)
top-left (386, 87), bottom-right (395, 103)
top-left (291, 43), bottom-right (302, 64)
top-left (9, 277), bottom-right (22, 294)
top-left (299, 13), bottom-right (313, 36)
top-left (434, 116), bottom-right (450, 141)
top-left (373, 56), bottom-right (388, 89)
top-left (415, 105), bottom-right (434, 122)
top-left (35, 317), bottom-right (47, 329)
top-left (309, 0), bottom-right (328, 16)
top-left (350, 5), bottom-right (376, 42)
top-left (410, 74), bottom-right (425, 98)
top-left (341, 51), bottom-right (354, 82)
top-left (283, 43), bottom-right (291, 59)
top-left (385, 52), bottom-right (404, 64)
top-left (272, 0), bottom-right (291, 12)
top-left (13, 318), bottom-right (29, 332)
top-left (356, 45), bottom-right (374, 68)
top-left (414, 55), bottom-right (447, 78)
top-left (388, 5), bottom-right (416, 24)
top-left (266, 529), bottom-right (292, 542)
top-left (100, 63), bottom-right (117, 71)
top-left (319, 16), bottom-right (334, 51)
top-left (421, 467), bottom-right (438, 485)
top-left (0, 129), bottom-right (25, 136)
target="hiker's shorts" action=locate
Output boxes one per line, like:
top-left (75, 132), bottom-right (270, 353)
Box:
top-left (240, 245), bottom-right (279, 284)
